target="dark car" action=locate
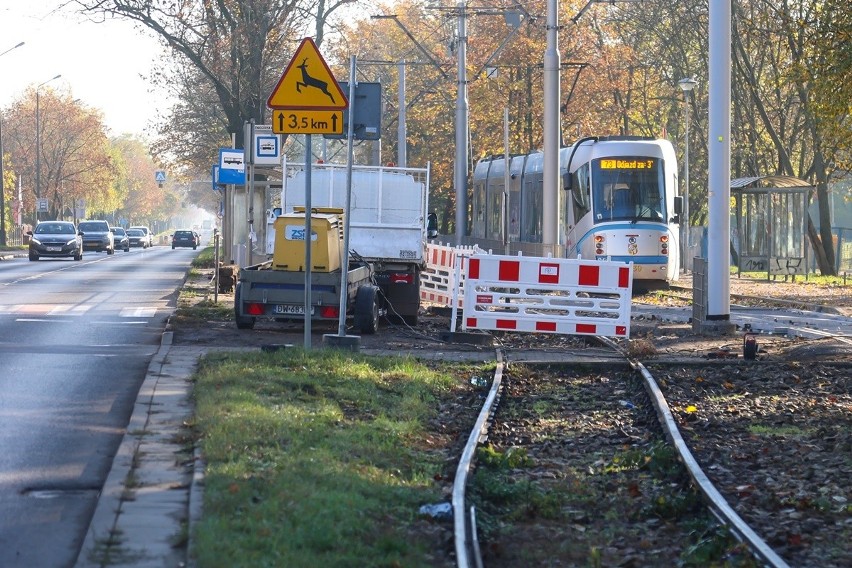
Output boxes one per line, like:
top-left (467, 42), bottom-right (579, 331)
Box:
top-left (28, 221), bottom-right (83, 261)
top-left (78, 220), bottom-right (115, 254)
top-left (172, 230), bottom-right (199, 250)
top-left (126, 228), bottom-right (151, 248)
top-left (111, 227), bottom-right (131, 252)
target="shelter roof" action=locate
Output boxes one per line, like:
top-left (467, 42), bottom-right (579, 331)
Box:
top-left (730, 175), bottom-right (813, 190)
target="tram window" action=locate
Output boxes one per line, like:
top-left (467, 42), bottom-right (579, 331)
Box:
top-left (592, 157), bottom-right (665, 222)
top-left (569, 165), bottom-right (590, 224)
top-left (522, 179), bottom-right (543, 242)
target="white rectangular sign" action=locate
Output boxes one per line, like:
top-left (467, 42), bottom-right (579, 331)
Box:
top-left (253, 125), bottom-right (282, 166)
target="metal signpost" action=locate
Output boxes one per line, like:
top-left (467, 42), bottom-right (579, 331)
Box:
top-left (267, 37), bottom-right (348, 349)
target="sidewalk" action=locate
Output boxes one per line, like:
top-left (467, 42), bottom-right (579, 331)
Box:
top-left (76, 333), bottom-right (205, 568)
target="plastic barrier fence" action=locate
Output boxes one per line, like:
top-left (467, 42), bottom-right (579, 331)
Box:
top-left (462, 254), bottom-right (633, 338)
top-left (421, 242), bottom-right (480, 308)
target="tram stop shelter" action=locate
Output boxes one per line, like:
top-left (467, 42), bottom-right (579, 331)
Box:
top-left (731, 175), bottom-right (813, 279)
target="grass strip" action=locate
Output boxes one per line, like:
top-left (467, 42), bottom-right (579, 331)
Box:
top-left (192, 348), bottom-right (484, 567)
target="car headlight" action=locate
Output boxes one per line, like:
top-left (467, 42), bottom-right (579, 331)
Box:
top-left (31, 238), bottom-right (42, 245)
top-left (66, 238), bottom-right (78, 246)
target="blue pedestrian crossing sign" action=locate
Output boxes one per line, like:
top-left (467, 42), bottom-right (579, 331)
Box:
top-left (155, 170), bottom-right (167, 184)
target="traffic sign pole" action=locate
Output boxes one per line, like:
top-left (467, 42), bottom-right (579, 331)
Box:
top-left (303, 135), bottom-right (312, 349)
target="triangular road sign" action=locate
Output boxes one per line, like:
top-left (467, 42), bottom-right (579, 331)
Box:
top-left (267, 37), bottom-right (347, 110)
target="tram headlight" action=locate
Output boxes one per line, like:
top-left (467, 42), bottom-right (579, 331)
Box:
top-left (594, 234), bottom-right (605, 255)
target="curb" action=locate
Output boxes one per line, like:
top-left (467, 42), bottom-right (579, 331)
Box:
top-left (76, 333), bottom-right (204, 568)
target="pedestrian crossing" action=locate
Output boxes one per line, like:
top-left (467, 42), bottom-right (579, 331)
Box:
top-left (0, 304), bottom-right (161, 319)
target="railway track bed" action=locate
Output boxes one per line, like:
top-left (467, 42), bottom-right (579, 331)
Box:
top-left (649, 360), bottom-right (852, 567)
top-left (471, 361), bottom-right (732, 567)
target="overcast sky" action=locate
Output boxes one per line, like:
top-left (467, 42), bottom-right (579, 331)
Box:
top-left (0, 0), bottom-right (171, 138)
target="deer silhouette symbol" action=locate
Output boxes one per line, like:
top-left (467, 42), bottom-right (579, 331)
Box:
top-left (296, 58), bottom-right (336, 104)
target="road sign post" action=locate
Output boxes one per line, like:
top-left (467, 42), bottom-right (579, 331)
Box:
top-left (267, 37), bottom-right (349, 349)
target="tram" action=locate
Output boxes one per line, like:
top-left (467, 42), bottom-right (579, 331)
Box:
top-left (470, 136), bottom-right (681, 288)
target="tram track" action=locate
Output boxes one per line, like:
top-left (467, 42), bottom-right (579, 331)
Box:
top-left (660, 284), bottom-right (848, 316)
top-left (450, 337), bottom-right (850, 567)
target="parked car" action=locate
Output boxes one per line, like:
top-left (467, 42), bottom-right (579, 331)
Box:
top-left (111, 227), bottom-right (131, 252)
top-left (128, 226), bottom-right (154, 248)
top-left (172, 229), bottom-right (200, 250)
top-left (77, 220), bottom-right (114, 254)
top-left (127, 227), bottom-right (152, 248)
top-left (27, 221), bottom-right (83, 261)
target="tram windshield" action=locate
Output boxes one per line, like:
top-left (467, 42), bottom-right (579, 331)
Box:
top-left (591, 157), bottom-right (665, 223)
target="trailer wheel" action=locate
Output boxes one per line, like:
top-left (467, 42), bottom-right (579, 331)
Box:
top-left (354, 285), bottom-right (379, 334)
top-left (403, 313), bottom-right (418, 326)
top-left (234, 283), bottom-right (256, 330)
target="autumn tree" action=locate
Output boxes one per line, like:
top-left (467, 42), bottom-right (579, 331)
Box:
top-left (110, 135), bottom-right (168, 226)
top-left (2, 88), bottom-right (116, 223)
top-left (77, 0), bottom-right (364, 178)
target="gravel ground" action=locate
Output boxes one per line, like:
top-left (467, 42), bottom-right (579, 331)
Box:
top-left (648, 361), bottom-right (852, 568)
top-left (171, 270), bottom-right (851, 566)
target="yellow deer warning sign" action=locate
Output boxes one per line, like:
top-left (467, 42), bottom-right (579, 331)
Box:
top-left (267, 37), bottom-right (348, 110)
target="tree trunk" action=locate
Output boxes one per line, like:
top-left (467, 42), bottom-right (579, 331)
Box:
top-left (807, 214), bottom-right (833, 275)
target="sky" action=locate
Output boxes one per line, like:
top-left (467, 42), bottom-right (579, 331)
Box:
top-left (0, 0), bottom-right (171, 138)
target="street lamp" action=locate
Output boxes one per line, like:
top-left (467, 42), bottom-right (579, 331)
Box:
top-left (678, 76), bottom-right (698, 266)
top-left (35, 74), bottom-right (61, 222)
top-left (0, 41), bottom-right (25, 245)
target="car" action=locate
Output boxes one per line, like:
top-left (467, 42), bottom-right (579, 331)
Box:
top-left (77, 220), bottom-right (115, 254)
top-left (111, 227), bottom-right (131, 252)
top-left (128, 226), bottom-right (154, 248)
top-left (127, 227), bottom-right (152, 248)
top-left (172, 229), bottom-right (200, 250)
top-left (27, 221), bottom-right (83, 261)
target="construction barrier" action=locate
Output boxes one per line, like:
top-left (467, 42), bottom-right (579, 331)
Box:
top-left (462, 253), bottom-right (633, 338)
top-left (420, 242), bottom-right (480, 308)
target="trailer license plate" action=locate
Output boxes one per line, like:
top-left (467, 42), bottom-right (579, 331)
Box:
top-left (273, 304), bottom-right (313, 315)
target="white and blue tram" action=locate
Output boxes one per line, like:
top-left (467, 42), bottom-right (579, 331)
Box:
top-left (469, 136), bottom-right (682, 288)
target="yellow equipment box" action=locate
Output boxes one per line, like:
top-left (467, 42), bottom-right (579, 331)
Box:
top-left (272, 213), bottom-right (342, 272)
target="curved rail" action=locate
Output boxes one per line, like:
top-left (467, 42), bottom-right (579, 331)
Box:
top-left (598, 336), bottom-right (791, 568)
top-left (453, 338), bottom-right (797, 567)
top-left (452, 349), bottom-right (504, 568)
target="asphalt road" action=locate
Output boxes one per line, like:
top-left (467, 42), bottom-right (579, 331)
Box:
top-left (0, 245), bottom-right (194, 568)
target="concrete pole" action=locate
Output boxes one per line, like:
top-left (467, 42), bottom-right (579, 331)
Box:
top-left (707, 0), bottom-right (731, 321)
top-left (398, 61), bottom-right (407, 167)
top-left (35, 74), bottom-right (62, 223)
top-left (543, 0), bottom-right (561, 249)
top-left (454, 2), bottom-right (469, 245)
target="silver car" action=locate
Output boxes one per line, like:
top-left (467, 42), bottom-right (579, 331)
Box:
top-left (78, 220), bottom-right (115, 254)
top-left (128, 226), bottom-right (154, 248)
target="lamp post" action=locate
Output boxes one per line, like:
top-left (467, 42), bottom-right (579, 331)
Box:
top-left (35, 74), bottom-right (61, 223)
top-left (678, 76), bottom-right (698, 268)
top-left (0, 41), bottom-right (25, 245)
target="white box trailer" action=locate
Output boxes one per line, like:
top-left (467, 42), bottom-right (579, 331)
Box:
top-left (271, 162), bottom-right (431, 324)
top-left (277, 163), bottom-right (429, 263)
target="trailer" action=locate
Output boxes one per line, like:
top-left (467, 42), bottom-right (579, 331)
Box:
top-left (269, 162), bottom-right (431, 324)
top-left (234, 211), bottom-right (383, 333)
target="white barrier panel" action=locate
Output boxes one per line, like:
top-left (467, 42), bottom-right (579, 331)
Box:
top-left (421, 242), bottom-right (479, 308)
top-left (462, 254), bottom-right (633, 338)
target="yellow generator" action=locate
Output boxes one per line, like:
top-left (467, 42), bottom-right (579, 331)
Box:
top-left (272, 209), bottom-right (343, 272)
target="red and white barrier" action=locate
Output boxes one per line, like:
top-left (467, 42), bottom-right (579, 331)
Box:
top-left (462, 253), bottom-right (633, 338)
top-left (420, 242), bottom-right (480, 308)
